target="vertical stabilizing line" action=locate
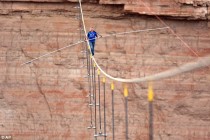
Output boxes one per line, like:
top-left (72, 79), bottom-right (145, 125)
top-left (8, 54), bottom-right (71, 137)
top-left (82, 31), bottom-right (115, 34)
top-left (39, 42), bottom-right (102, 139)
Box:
top-left (88, 52), bottom-right (93, 127)
top-left (124, 85), bottom-right (129, 140)
top-left (87, 53), bottom-right (95, 129)
top-left (148, 83), bottom-right (154, 140)
top-left (86, 25), bottom-right (93, 128)
top-left (103, 78), bottom-right (107, 140)
top-left (111, 82), bottom-right (115, 140)
top-left (91, 57), bottom-right (95, 100)
top-left (93, 64), bottom-right (98, 139)
top-left (125, 97), bottom-right (129, 140)
top-left (98, 70), bottom-right (102, 134)
top-left (149, 102), bottom-right (153, 140)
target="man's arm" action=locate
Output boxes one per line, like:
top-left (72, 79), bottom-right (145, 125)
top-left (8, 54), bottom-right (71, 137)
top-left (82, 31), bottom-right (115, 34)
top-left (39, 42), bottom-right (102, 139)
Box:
top-left (87, 32), bottom-right (89, 38)
top-left (96, 31), bottom-right (102, 38)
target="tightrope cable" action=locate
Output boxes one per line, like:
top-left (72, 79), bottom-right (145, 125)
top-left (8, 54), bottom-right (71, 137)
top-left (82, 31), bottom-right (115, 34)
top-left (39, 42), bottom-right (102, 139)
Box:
top-left (92, 56), bottom-right (210, 83)
top-left (22, 0), bottom-right (210, 85)
top-left (78, 0), bottom-right (210, 84)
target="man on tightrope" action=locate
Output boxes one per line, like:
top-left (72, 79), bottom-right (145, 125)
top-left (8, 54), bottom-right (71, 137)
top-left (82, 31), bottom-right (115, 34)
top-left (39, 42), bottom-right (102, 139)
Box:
top-left (87, 27), bottom-right (102, 56)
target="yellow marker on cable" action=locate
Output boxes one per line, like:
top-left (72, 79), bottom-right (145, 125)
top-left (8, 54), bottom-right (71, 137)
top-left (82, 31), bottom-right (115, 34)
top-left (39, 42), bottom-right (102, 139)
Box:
top-left (97, 69), bottom-right (100, 75)
top-left (111, 82), bottom-right (114, 90)
top-left (148, 82), bottom-right (154, 102)
top-left (102, 77), bottom-right (106, 83)
top-left (93, 63), bottom-right (96, 67)
top-left (124, 85), bottom-right (128, 97)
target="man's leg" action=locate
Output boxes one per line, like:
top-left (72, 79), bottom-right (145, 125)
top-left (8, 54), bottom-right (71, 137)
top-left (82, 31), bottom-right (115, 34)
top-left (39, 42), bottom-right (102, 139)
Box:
top-left (89, 41), bottom-right (94, 55)
top-left (92, 42), bottom-right (95, 56)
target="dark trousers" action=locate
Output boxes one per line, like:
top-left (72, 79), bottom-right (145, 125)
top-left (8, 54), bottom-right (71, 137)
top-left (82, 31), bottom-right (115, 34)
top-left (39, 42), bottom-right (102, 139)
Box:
top-left (89, 41), bottom-right (95, 56)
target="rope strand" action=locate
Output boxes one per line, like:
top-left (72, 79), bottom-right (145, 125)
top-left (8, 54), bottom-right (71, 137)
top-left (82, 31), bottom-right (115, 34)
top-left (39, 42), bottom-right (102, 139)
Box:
top-left (103, 78), bottom-right (107, 139)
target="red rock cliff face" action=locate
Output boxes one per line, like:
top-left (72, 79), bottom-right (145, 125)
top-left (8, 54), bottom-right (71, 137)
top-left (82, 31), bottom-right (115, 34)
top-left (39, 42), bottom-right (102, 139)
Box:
top-left (100, 0), bottom-right (210, 20)
top-left (0, 1), bottom-right (210, 140)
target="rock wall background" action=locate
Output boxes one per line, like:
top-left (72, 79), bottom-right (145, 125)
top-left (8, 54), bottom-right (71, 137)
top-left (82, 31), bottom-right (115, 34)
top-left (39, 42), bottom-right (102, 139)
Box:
top-left (0, 1), bottom-right (210, 140)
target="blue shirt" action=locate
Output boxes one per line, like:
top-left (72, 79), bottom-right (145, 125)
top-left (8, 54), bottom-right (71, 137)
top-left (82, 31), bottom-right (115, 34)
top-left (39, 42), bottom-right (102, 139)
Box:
top-left (87, 31), bottom-right (98, 42)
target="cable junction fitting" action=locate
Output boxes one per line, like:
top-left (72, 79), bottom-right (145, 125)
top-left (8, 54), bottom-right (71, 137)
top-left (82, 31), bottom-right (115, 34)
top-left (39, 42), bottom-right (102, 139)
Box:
top-left (80, 65), bottom-right (87, 68)
top-left (74, 6), bottom-right (80, 9)
top-left (86, 94), bottom-right (93, 98)
top-left (87, 125), bottom-right (96, 129)
top-left (94, 133), bottom-right (107, 137)
top-left (89, 103), bottom-right (99, 106)
top-left (83, 75), bottom-right (92, 78)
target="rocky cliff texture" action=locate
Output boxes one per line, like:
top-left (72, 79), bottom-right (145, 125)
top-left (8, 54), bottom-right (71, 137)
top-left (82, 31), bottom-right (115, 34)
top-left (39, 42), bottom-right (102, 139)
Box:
top-left (100, 0), bottom-right (210, 20)
top-left (1, 0), bottom-right (210, 19)
top-left (0, 0), bottom-right (210, 140)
